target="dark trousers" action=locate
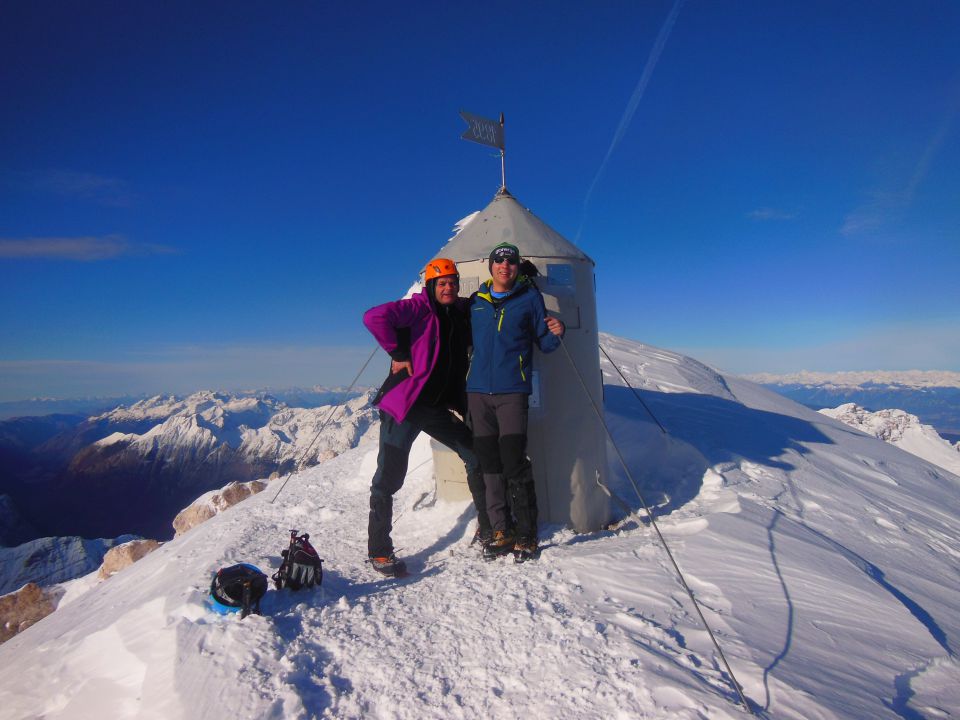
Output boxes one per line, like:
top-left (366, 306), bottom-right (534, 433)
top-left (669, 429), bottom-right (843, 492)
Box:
top-left (368, 404), bottom-right (487, 557)
top-left (467, 392), bottom-right (538, 541)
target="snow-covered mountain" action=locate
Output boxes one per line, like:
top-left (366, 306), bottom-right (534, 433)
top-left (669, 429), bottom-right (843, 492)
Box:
top-left (77, 391), bottom-right (376, 477)
top-left (745, 371), bottom-right (960, 442)
top-left (744, 369), bottom-right (960, 388)
top-left (0, 396), bottom-right (146, 421)
top-left (1, 335), bottom-right (957, 718)
top-left (0, 534), bottom-right (138, 596)
top-left (2, 390), bottom-right (378, 542)
top-left (819, 403), bottom-right (960, 478)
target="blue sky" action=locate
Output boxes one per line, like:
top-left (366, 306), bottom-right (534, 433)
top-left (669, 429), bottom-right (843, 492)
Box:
top-left (2, 1), bottom-right (958, 400)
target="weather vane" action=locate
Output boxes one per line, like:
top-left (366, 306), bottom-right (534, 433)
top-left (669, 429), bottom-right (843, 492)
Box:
top-left (459, 110), bottom-right (506, 191)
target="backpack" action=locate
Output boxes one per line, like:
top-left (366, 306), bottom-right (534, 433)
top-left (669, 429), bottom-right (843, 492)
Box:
top-left (209, 563), bottom-right (268, 618)
top-left (273, 530), bottom-right (323, 591)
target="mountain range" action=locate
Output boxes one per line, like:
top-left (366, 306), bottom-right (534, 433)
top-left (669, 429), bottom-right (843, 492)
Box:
top-left (0, 390), bottom-right (377, 543)
top-left (745, 370), bottom-right (960, 441)
top-left (1, 335), bottom-right (957, 718)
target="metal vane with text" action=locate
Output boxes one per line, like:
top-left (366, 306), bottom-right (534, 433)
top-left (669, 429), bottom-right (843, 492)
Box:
top-left (459, 110), bottom-right (504, 150)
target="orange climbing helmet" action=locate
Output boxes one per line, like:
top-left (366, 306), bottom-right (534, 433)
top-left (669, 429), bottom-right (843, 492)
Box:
top-left (424, 258), bottom-right (459, 281)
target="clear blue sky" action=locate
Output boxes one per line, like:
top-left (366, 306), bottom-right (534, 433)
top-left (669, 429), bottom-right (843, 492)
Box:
top-left (2, 1), bottom-right (958, 400)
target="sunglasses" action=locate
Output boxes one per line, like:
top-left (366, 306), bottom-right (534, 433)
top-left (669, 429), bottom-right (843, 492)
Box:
top-left (493, 256), bottom-right (518, 266)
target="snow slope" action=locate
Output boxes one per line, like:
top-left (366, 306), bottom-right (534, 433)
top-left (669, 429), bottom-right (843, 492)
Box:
top-left (819, 403), bottom-right (960, 478)
top-left (1, 336), bottom-right (958, 719)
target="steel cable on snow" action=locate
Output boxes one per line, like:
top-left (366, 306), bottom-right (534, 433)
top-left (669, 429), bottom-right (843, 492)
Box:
top-left (270, 344), bottom-right (381, 504)
top-left (558, 338), bottom-right (753, 714)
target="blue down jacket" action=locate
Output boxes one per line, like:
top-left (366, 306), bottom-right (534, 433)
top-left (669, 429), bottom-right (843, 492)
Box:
top-left (466, 276), bottom-right (561, 395)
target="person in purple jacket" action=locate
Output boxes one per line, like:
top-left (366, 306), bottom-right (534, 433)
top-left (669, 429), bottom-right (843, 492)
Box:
top-left (361, 258), bottom-right (489, 576)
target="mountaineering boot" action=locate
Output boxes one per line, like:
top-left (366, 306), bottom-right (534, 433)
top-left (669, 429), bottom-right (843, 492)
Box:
top-left (471, 524), bottom-right (493, 547)
top-left (482, 530), bottom-right (515, 561)
top-left (370, 554), bottom-right (407, 577)
top-left (513, 538), bottom-right (539, 564)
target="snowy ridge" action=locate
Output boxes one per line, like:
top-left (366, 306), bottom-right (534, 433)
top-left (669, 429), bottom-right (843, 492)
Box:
top-left (89, 392), bottom-right (376, 467)
top-left (242, 395), bottom-right (377, 466)
top-left (1, 336), bottom-right (958, 719)
top-left (819, 403), bottom-right (960, 478)
top-left (69, 391), bottom-right (378, 503)
top-left (599, 332), bottom-right (737, 400)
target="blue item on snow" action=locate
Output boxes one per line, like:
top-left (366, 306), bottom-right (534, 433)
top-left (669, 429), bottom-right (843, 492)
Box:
top-left (209, 563), bottom-right (268, 618)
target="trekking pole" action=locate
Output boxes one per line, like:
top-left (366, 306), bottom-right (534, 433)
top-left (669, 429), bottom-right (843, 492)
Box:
top-left (558, 338), bottom-right (753, 714)
top-left (599, 343), bottom-right (668, 435)
top-left (270, 344), bottom-right (381, 504)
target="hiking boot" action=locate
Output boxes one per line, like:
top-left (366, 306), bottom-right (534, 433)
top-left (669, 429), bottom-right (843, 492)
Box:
top-left (471, 525), bottom-right (493, 547)
top-left (513, 538), bottom-right (539, 564)
top-left (370, 554), bottom-right (407, 577)
top-left (482, 530), bottom-right (515, 561)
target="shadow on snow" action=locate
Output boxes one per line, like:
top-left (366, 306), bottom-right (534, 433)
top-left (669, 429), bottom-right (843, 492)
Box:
top-left (602, 385), bottom-right (834, 519)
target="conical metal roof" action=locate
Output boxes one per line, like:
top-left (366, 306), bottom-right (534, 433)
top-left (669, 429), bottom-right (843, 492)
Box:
top-left (433, 189), bottom-right (593, 264)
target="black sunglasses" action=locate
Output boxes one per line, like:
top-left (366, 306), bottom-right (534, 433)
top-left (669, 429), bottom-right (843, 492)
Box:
top-left (493, 257), bottom-right (518, 265)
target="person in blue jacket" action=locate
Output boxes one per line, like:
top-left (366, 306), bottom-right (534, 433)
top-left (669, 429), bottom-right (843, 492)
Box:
top-left (467, 242), bottom-right (564, 562)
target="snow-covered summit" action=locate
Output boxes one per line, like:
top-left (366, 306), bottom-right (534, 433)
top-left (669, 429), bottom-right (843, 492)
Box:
top-left (1, 336), bottom-right (958, 719)
top-left (95, 390), bottom-right (280, 426)
top-left (819, 402), bottom-right (960, 477)
top-left (820, 402), bottom-right (928, 443)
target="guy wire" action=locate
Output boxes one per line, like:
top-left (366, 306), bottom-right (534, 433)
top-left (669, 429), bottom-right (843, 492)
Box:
top-left (270, 344), bottom-right (380, 504)
top-left (559, 338), bottom-right (752, 714)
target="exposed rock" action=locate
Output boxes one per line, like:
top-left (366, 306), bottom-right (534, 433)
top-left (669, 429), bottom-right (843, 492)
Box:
top-left (0, 582), bottom-right (57, 643)
top-left (173, 479), bottom-right (268, 537)
top-left (98, 539), bottom-right (161, 580)
top-left (820, 403), bottom-right (960, 477)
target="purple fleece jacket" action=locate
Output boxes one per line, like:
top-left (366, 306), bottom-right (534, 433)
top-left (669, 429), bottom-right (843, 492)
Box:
top-left (362, 288), bottom-right (469, 423)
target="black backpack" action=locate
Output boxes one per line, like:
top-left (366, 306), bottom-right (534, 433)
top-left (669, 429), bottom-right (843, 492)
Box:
top-left (273, 530), bottom-right (323, 591)
top-left (209, 563), bottom-right (268, 618)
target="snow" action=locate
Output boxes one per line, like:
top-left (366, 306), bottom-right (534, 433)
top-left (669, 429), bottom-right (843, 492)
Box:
top-left (743, 370), bottom-right (960, 389)
top-left (1, 336), bottom-right (958, 719)
top-left (95, 430), bottom-right (137, 446)
top-left (0, 535), bottom-right (139, 595)
top-left (819, 403), bottom-right (960, 478)
top-left (84, 390), bottom-right (378, 468)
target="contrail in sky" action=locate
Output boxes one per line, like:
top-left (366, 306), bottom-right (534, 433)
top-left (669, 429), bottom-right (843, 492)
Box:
top-left (577, 0), bottom-right (685, 243)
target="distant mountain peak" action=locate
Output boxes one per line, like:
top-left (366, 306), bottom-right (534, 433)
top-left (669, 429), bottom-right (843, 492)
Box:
top-left (743, 369), bottom-right (960, 389)
top-left (820, 402), bottom-right (960, 477)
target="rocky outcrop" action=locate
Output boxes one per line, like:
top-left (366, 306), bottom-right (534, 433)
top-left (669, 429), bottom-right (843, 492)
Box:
top-left (0, 583), bottom-right (58, 643)
top-left (172, 479), bottom-right (268, 537)
top-left (820, 403), bottom-right (960, 477)
top-left (98, 539), bottom-right (161, 579)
